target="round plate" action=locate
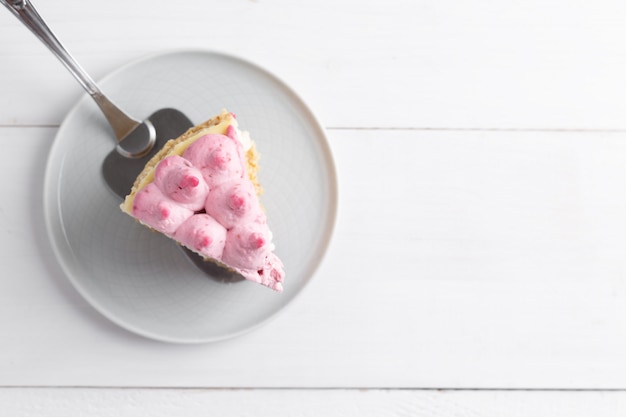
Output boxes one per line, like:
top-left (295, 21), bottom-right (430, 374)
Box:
top-left (44, 50), bottom-right (337, 343)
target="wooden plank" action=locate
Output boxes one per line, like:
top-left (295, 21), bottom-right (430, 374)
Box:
top-left (3, 127), bottom-right (626, 388)
top-left (1, 1), bottom-right (626, 129)
top-left (2, 388), bottom-right (626, 417)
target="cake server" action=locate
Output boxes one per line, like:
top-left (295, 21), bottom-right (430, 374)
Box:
top-left (0, 0), bottom-right (193, 183)
top-left (1, 0), bottom-right (236, 279)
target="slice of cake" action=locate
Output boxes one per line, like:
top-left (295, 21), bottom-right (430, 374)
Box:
top-left (121, 110), bottom-right (285, 292)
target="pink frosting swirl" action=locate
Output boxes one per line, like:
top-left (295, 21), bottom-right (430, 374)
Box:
top-left (132, 183), bottom-right (194, 235)
top-left (174, 214), bottom-right (227, 259)
top-left (153, 155), bottom-right (209, 211)
top-left (205, 178), bottom-right (265, 230)
top-left (182, 132), bottom-right (245, 188)
top-left (222, 222), bottom-right (273, 271)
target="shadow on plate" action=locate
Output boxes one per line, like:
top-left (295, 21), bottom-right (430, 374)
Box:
top-left (182, 247), bottom-right (246, 284)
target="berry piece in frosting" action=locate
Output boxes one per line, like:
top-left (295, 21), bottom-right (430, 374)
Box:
top-left (205, 178), bottom-right (264, 229)
top-left (257, 253), bottom-right (285, 292)
top-left (153, 155), bottom-right (209, 211)
top-left (182, 127), bottom-right (245, 188)
top-left (132, 183), bottom-right (194, 235)
top-left (174, 214), bottom-right (227, 260)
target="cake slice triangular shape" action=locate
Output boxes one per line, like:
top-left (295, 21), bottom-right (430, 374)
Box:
top-left (120, 110), bottom-right (285, 292)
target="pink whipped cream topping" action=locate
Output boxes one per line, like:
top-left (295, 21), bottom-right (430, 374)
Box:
top-left (132, 183), bottom-right (194, 235)
top-left (131, 128), bottom-right (284, 292)
top-left (183, 126), bottom-right (246, 188)
top-left (174, 214), bottom-right (227, 260)
top-left (153, 155), bottom-right (209, 211)
top-left (205, 178), bottom-right (263, 229)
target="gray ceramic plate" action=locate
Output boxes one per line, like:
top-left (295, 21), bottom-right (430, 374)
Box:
top-left (44, 50), bottom-right (337, 343)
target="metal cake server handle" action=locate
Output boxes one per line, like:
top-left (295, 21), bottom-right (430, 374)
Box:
top-left (1, 0), bottom-right (155, 158)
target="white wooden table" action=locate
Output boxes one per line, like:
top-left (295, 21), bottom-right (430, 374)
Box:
top-left (2, 0), bottom-right (626, 414)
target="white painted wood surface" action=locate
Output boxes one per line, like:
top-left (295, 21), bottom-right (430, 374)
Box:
top-left (4, 389), bottom-right (626, 417)
top-left (2, 0), bottom-right (626, 414)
